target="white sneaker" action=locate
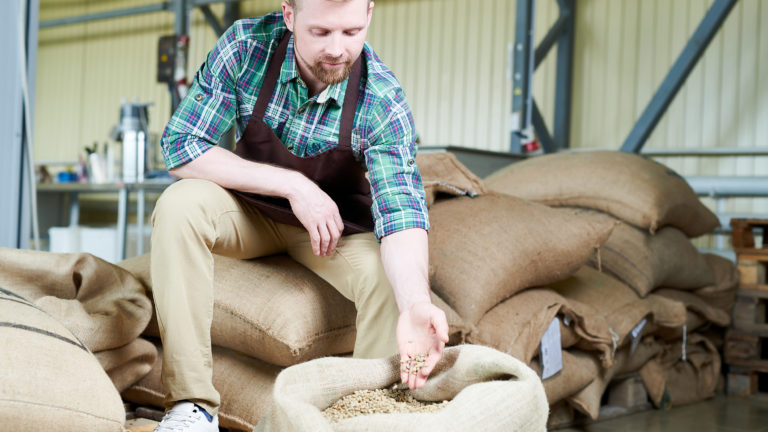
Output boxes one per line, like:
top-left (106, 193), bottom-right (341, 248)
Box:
top-left (154, 401), bottom-right (219, 432)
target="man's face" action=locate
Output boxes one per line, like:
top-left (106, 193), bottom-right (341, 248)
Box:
top-left (283, 0), bottom-right (373, 86)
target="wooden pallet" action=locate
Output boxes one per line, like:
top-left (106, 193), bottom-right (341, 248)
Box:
top-left (726, 366), bottom-right (766, 396)
top-left (738, 259), bottom-right (767, 285)
top-left (726, 220), bottom-right (768, 396)
top-left (731, 289), bottom-right (768, 335)
top-left (731, 218), bottom-right (768, 256)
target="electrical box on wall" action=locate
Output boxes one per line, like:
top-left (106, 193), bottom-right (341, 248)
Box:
top-left (157, 35), bottom-right (176, 83)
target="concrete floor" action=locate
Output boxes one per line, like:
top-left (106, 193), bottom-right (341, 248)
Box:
top-left (559, 395), bottom-right (768, 432)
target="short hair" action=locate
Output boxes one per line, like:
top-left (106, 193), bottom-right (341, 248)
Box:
top-left (288, 0), bottom-right (372, 11)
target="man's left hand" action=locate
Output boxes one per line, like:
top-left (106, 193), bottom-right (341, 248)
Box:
top-left (396, 301), bottom-right (450, 390)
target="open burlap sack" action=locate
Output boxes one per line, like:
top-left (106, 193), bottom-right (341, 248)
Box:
top-left (639, 333), bottom-right (721, 408)
top-left (118, 254), bottom-right (471, 366)
top-left (122, 341), bottom-right (280, 431)
top-left (255, 344), bottom-right (548, 432)
top-left (551, 267), bottom-right (687, 367)
top-left (566, 337), bottom-right (663, 419)
top-left (468, 288), bottom-right (612, 365)
top-left (484, 151), bottom-right (719, 237)
top-left (0, 287), bottom-right (126, 431)
top-left (0, 247), bottom-right (152, 352)
top-left (692, 254), bottom-right (739, 313)
top-left (415, 152), bottom-right (487, 207)
top-left (428, 193), bottom-right (615, 324)
top-left (580, 211), bottom-right (714, 297)
top-left (94, 338), bottom-right (158, 392)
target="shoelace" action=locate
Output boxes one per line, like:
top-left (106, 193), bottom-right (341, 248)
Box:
top-left (155, 410), bottom-right (201, 431)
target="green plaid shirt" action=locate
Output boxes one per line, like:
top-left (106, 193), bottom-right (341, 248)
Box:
top-left (161, 12), bottom-right (429, 239)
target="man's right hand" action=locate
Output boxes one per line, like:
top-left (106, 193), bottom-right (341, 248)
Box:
top-left (287, 177), bottom-right (344, 256)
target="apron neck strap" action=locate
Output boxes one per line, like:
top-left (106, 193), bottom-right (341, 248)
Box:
top-left (338, 54), bottom-right (363, 150)
top-left (253, 31), bottom-right (291, 120)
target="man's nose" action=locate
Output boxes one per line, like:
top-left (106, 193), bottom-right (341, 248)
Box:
top-left (325, 33), bottom-right (344, 58)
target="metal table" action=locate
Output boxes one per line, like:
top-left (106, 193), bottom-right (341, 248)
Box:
top-left (36, 179), bottom-right (174, 261)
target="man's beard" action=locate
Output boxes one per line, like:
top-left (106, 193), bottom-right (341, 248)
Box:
top-left (309, 55), bottom-right (354, 85)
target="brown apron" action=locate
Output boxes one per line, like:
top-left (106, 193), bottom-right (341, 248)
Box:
top-left (231, 32), bottom-right (374, 234)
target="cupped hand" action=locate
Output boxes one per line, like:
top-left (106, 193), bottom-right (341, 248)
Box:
top-left (287, 178), bottom-right (344, 256)
top-left (396, 301), bottom-right (450, 390)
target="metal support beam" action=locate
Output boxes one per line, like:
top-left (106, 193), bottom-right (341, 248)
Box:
top-left (534, 13), bottom-right (567, 70)
top-left (553, 0), bottom-right (575, 151)
top-left (40, 3), bottom-right (171, 28)
top-left (223, 2), bottom-right (239, 27)
top-left (513, 0), bottom-right (574, 154)
top-left (532, 101), bottom-right (556, 153)
top-left (39, 0), bottom-right (241, 29)
top-left (200, 5), bottom-right (225, 36)
top-left (510, 0), bottom-right (535, 153)
top-left (2, 0), bottom-right (38, 249)
top-left (621, 0), bottom-right (738, 153)
top-left (173, 0), bottom-right (189, 36)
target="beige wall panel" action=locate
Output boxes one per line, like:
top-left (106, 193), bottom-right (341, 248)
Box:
top-left (36, 1), bottom-right (87, 163)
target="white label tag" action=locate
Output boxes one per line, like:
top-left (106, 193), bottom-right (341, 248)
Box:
top-left (540, 317), bottom-right (563, 380)
top-left (629, 318), bottom-right (647, 356)
top-left (682, 324), bottom-right (687, 362)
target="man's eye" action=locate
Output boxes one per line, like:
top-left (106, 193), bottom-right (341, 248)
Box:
top-left (344, 30), bottom-right (360, 36)
top-left (313, 30), bottom-right (330, 37)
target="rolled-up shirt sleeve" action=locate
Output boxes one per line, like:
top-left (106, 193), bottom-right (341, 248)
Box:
top-left (364, 89), bottom-right (430, 240)
top-left (160, 26), bottom-right (243, 170)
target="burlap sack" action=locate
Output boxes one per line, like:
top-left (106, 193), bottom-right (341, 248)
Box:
top-left (639, 333), bottom-right (721, 408)
top-left (0, 247), bottom-right (152, 352)
top-left (581, 211), bottom-right (714, 296)
top-left (551, 267), bottom-right (687, 366)
top-left (538, 350), bottom-right (601, 405)
top-left (428, 193), bottom-right (615, 324)
top-left (94, 338), bottom-right (158, 392)
top-left (122, 341), bottom-right (280, 431)
top-left (484, 151), bottom-right (719, 237)
top-left (415, 152), bottom-right (487, 207)
top-left (118, 254), bottom-right (471, 366)
top-left (566, 337), bottom-right (663, 419)
top-left (547, 402), bottom-right (575, 429)
top-left (0, 287), bottom-right (126, 431)
top-left (650, 288), bottom-right (731, 341)
top-left (468, 288), bottom-right (612, 365)
top-left (692, 254), bottom-right (739, 313)
top-left (254, 344), bottom-right (548, 432)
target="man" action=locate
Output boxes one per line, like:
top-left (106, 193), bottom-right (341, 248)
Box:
top-left (151, 0), bottom-right (449, 430)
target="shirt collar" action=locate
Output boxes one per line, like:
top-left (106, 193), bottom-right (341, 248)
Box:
top-left (280, 34), bottom-right (347, 106)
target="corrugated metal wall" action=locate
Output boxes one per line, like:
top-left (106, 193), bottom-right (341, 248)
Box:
top-left (35, 0), bottom-right (767, 183)
top-left (572, 0), bottom-right (768, 185)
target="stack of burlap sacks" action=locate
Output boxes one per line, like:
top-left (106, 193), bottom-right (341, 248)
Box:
top-left (465, 151), bottom-right (738, 426)
top-left (0, 249), bottom-right (157, 431)
top-left (0, 150), bottom-right (737, 431)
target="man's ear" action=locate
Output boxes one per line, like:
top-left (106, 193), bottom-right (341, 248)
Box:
top-left (282, 1), bottom-right (295, 32)
top-left (367, 1), bottom-right (374, 26)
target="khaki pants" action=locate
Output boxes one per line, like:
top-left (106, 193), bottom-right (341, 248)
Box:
top-left (150, 179), bottom-right (400, 416)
